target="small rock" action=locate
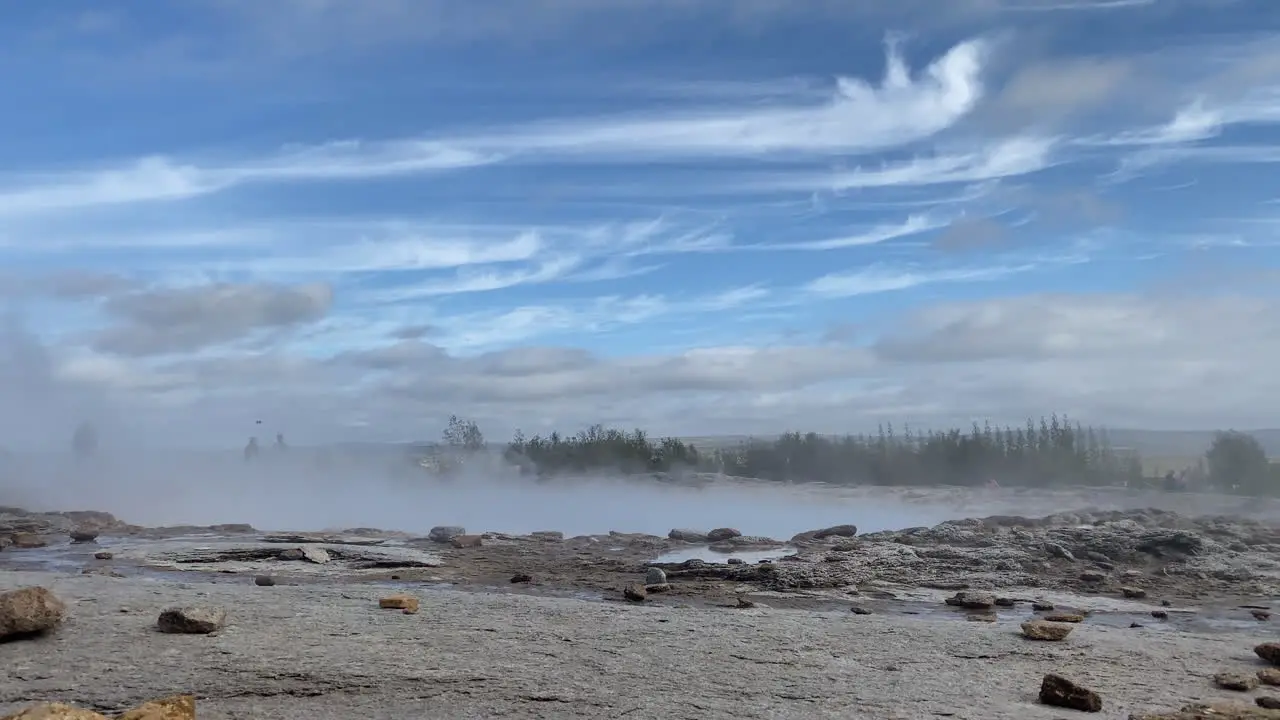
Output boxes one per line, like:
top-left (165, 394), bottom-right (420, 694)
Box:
top-left (995, 597), bottom-right (1016, 607)
top-left (69, 529), bottom-right (98, 543)
top-left (1039, 673), bottom-right (1101, 712)
top-left (379, 594), bottom-right (419, 613)
top-left (156, 606), bottom-right (226, 634)
top-left (945, 591), bottom-right (996, 610)
top-left (1215, 672), bottom-right (1260, 691)
top-left (254, 575), bottom-right (275, 587)
top-left (1255, 610), bottom-right (1273, 621)
top-left (1032, 601), bottom-right (1055, 611)
top-left (278, 548), bottom-right (305, 561)
top-left (645, 583), bottom-right (671, 593)
top-left (1151, 610), bottom-right (1169, 619)
top-left (667, 529), bottom-right (708, 542)
top-left (726, 557), bottom-right (745, 565)
top-left (1046, 543), bottom-right (1076, 561)
top-left (1161, 599), bottom-right (1173, 607)
top-left (1079, 571), bottom-right (1106, 582)
top-left (117, 694), bottom-right (197, 719)
top-left (1259, 668), bottom-right (1280, 686)
top-left (1122, 586), bottom-right (1147, 599)
top-left (93, 551), bottom-right (113, 560)
top-left (450, 534), bottom-right (483, 548)
top-left (510, 573), bottom-right (533, 584)
top-left (623, 584), bottom-right (647, 602)
top-left (1130, 622), bottom-right (1144, 628)
top-left (1045, 613), bottom-right (1084, 623)
top-left (1021, 620), bottom-right (1074, 641)
top-left (0, 586), bottom-right (67, 640)
top-left (1257, 642), bottom-right (1280, 666)
top-left (428, 526), bottom-right (466, 543)
top-left (706, 528), bottom-right (741, 542)
top-left (1259, 697), bottom-right (1280, 710)
top-left (850, 606), bottom-right (873, 615)
top-left (645, 567), bottom-right (667, 585)
top-left (735, 597), bottom-right (755, 609)
top-left (1084, 551), bottom-right (1112, 563)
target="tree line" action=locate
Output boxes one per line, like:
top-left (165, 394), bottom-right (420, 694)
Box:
top-left (433, 414), bottom-right (1278, 494)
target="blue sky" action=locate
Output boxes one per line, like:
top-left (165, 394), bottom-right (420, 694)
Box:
top-left (1, 0), bottom-right (1280, 448)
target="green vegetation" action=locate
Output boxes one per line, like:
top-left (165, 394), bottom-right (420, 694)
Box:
top-left (430, 414), bottom-right (1280, 494)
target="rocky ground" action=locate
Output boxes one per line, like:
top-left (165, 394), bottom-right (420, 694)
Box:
top-left (3, 569), bottom-right (1280, 719)
top-left (6, 497), bottom-right (1280, 717)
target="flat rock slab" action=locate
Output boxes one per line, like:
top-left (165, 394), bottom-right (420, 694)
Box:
top-left (0, 569), bottom-right (1268, 719)
top-left (107, 539), bottom-right (443, 575)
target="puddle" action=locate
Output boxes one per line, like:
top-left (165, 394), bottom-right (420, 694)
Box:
top-left (651, 545), bottom-right (797, 565)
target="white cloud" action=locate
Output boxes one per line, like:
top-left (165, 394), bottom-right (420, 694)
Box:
top-left (23, 287), bottom-right (1280, 445)
top-left (738, 136), bottom-right (1058, 196)
top-left (0, 142), bottom-right (497, 216)
top-left (456, 39), bottom-right (988, 160)
top-left (804, 262), bottom-right (1035, 298)
top-left (770, 215), bottom-right (949, 251)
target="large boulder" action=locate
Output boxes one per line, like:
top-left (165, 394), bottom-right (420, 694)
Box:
top-left (0, 586), bottom-right (67, 640)
top-left (706, 528), bottom-right (741, 542)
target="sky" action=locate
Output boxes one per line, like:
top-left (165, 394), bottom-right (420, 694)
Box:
top-left (2, 0), bottom-right (1280, 449)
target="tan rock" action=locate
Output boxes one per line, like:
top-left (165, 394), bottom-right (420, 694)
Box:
top-left (156, 606), bottom-right (226, 634)
top-left (1258, 668), bottom-right (1280, 686)
top-left (0, 586), bottom-right (67, 640)
top-left (1257, 642), bottom-right (1280, 666)
top-left (1021, 620), bottom-right (1074, 641)
top-left (1040, 673), bottom-right (1102, 712)
top-left (623, 583), bottom-right (647, 602)
top-left (1045, 613), bottom-right (1085, 623)
top-left (1217, 672), bottom-right (1261, 691)
top-left (379, 594), bottom-right (419, 613)
top-left (451, 535), bottom-right (483, 548)
top-left (0, 703), bottom-right (108, 719)
top-left (1122, 586), bottom-right (1147, 599)
top-left (117, 694), bottom-right (196, 719)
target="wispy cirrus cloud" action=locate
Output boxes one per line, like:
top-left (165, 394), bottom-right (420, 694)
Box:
top-left (0, 142), bottom-right (497, 216)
